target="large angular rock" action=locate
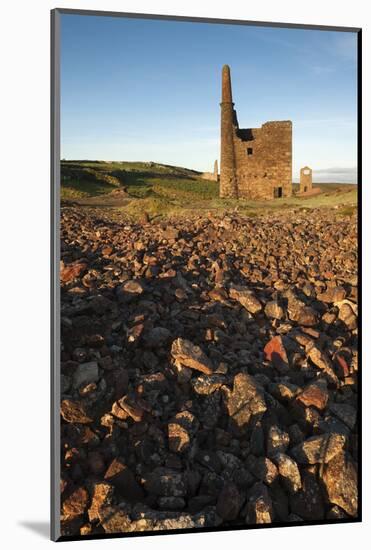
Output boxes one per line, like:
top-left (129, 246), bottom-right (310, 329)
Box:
top-left (60, 399), bottom-right (93, 424)
top-left (291, 433), bottom-right (346, 464)
top-left (264, 300), bottom-right (284, 320)
top-left (296, 379), bottom-right (329, 411)
top-left (338, 303), bottom-right (357, 330)
top-left (88, 482), bottom-right (114, 522)
top-left (272, 453), bottom-right (301, 494)
top-left (116, 395), bottom-right (144, 422)
top-left (322, 451), bottom-right (357, 517)
top-left (62, 486), bottom-right (89, 520)
top-left (222, 373), bottom-right (267, 436)
top-left (263, 336), bottom-right (289, 371)
top-left (229, 286), bottom-right (262, 314)
top-left (287, 295), bottom-right (318, 327)
top-left (171, 338), bottom-right (214, 375)
top-left (307, 345), bottom-right (339, 386)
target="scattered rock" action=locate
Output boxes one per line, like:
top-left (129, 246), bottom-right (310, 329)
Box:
top-left (88, 483), bottom-right (114, 522)
top-left (60, 399), bottom-right (93, 424)
top-left (267, 425), bottom-right (290, 457)
top-left (229, 286), bottom-right (262, 314)
top-left (291, 433), bottom-right (346, 464)
top-left (322, 451), bottom-right (357, 517)
top-left (59, 206), bottom-right (357, 536)
top-left (62, 487), bottom-right (89, 520)
top-left (264, 300), bottom-right (284, 320)
top-left (223, 373), bottom-right (267, 435)
top-left (296, 379), bottom-right (329, 411)
top-left (60, 261), bottom-right (87, 284)
top-left (338, 303), bottom-right (357, 330)
top-left (171, 338), bottom-right (214, 374)
top-left (273, 453), bottom-right (301, 494)
top-left (263, 335), bottom-right (289, 371)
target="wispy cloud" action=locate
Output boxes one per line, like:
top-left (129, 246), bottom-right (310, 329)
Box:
top-left (294, 166), bottom-right (357, 183)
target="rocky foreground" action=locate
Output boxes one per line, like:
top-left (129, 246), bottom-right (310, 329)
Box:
top-left (59, 206), bottom-right (358, 537)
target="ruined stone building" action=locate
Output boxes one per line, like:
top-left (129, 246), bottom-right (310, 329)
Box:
top-left (201, 159), bottom-right (219, 182)
top-left (299, 166), bottom-right (312, 193)
top-left (220, 65), bottom-right (292, 199)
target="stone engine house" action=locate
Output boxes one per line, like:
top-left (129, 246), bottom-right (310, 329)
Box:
top-left (220, 65), bottom-right (292, 199)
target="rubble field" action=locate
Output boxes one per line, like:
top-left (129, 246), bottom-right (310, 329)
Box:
top-left (59, 205), bottom-right (358, 537)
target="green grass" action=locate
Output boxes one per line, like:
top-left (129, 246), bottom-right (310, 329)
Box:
top-left (60, 160), bottom-right (357, 219)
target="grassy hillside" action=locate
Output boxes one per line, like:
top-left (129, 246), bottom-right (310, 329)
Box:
top-left (61, 160), bottom-right (357, 219)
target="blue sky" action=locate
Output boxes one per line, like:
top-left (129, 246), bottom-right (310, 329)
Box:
top-left (61, 14), bottom-right (358, 182)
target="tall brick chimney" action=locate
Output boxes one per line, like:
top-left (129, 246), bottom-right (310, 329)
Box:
top-left (220, 65), bottom-right (238, 198)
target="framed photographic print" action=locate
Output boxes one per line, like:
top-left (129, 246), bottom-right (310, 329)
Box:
top-left (51, 8), bottom-right (361, 541)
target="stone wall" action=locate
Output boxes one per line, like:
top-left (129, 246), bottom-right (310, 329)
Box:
top-left (200, 160), bottom-right (219, 182)
top-left (233, 121), bottom-right (292, 200)
top-left (200, 172), bottom-right (218, 181)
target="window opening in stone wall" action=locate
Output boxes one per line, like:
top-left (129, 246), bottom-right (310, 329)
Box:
top-left (247, 148), bottom-right (253, 155)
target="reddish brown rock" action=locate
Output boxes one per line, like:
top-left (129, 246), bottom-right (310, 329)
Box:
top-left (263, 335), bottom-right (288, 370)
top-left (334, 352), bottom-right (350, 378)
top-left (296, 380), bottom-right (328, 411)
top-left (60, 261), bottom-right (87, 284)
